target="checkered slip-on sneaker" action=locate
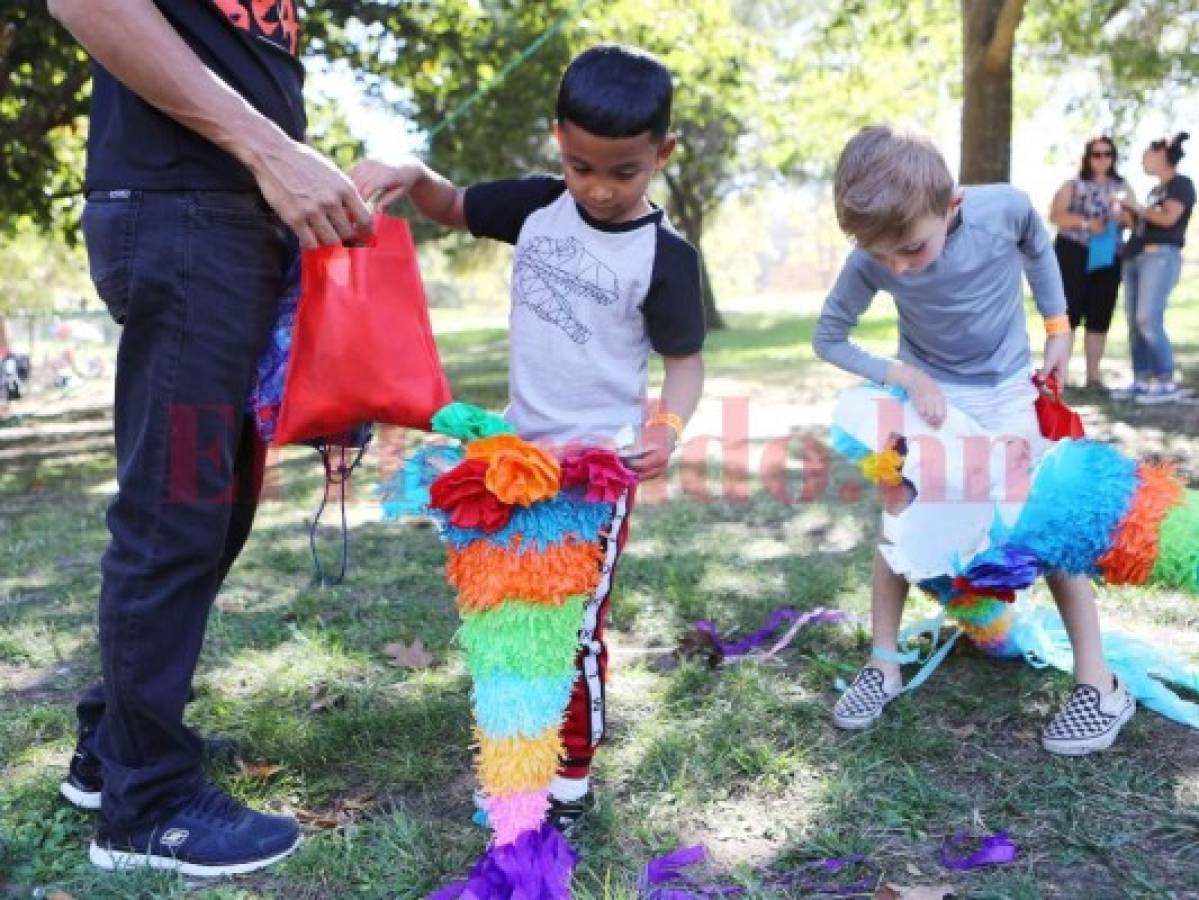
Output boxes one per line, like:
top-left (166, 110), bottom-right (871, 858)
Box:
top-left (1042, 677), bottom-right (1135, 756)
top-left (833, 667), bottom-right (902, 730)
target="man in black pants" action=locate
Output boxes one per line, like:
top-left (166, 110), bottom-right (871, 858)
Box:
top-left (49, 0), bottom-right (371, 877)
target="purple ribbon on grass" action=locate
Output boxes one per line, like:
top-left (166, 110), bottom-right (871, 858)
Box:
top-left (693, 607), bottom-right (849, 658)
top-left (641, 845), bottom-right (740, 899)
top-left (641, 845), bottom-right (880, 898)
top-left (940, 831), bottom-right (1019, 870)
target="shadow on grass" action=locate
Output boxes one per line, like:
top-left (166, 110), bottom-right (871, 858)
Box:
top-left (1092, 340), bottom-right (1199, 448)
top-left (3, 310), bottom-right (1198, 898)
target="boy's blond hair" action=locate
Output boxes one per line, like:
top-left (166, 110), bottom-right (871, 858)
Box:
top-left (834, 125), bottom-right (955, 250)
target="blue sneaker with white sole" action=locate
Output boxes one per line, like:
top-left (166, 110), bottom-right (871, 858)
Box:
top-left (89, 782), bottom-right (299, 878)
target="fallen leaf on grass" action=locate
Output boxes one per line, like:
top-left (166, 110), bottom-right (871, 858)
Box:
top-left (875, 884), bottom-right (956, 900)
top-left (294, 809), bottom-right (343, 830)
top-left (236, 759), bottom-right (284, 780)
top-left (947, 723), bottom-right (976, 740)
top-left (45, 892), bottom-right (77, 900)
top-left (337, 792), bottom-right (376, 813)
top-left (383, 638), bottom-right (434, 668)
top-left (308, 683), bottom-right (346, 714)
top-left (294, 793), bottom-right (377, 830)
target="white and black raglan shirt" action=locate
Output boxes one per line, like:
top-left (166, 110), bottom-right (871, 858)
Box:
top-left (463, 175), bottom-right (706, 443)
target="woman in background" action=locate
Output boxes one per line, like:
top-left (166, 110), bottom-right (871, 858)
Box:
top-left (1048, 135), bottom-right (1127, 391)
top-left (1116, 132), bottom-right (1194, 404)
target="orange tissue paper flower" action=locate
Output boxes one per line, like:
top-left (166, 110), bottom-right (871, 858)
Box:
top-left (484, 444), bottom-right (561, 507)
top-left (465, 434), bottom-right (530, 462)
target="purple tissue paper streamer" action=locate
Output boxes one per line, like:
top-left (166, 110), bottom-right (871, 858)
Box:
top-left (693, 608), bottom-right (848, 657)
top-left (940, 831), bottom-right (1019, 870)
top-left (772, 855), bottom-right (880, 895)
top-left (960, 546), bottom-right (1042, 592)
top-left (641, 845), bottom-right (880, 898)
top-left (640, 845), bottom-right (742, 899)
top-left (427, 823), bottom-right (577, 900)
top-left (644, 844), bottom-right (707, 882)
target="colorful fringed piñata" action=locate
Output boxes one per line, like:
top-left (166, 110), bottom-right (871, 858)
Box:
top-left (248, 252), bottom-right (301, 443)
top-left (831, 383), bottom-right (1199, 725)
top-left (381, 402), bottom-right (637, 898)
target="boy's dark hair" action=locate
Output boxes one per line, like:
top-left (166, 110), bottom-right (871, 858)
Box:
top-left (556, 44), bottom-right (673, 141)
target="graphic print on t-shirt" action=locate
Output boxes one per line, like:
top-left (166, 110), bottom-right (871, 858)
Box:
top-left (513, 236), bottom-right (619, 344)
top-left (213, 0), bottom-right (299, 55)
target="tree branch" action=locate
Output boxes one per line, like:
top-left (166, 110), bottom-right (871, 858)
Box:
top-left (1101, 0), bottom-right (1132, 26)
top-left (0, 23), bottom-right (17, 91)
top-left (660, 169), bottom-right (690, 228)
top-left (0, 22), bottom-right (14, 62)
top-left (984, 0), bottom-right (1027, 72)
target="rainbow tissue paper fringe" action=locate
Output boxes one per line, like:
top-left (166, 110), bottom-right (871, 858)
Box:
top-left (832, 384), bottom-right (1199, 727)
top-left (380, 402), bottom-right (635, 898)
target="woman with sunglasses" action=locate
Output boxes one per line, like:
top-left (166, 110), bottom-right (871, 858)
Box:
top-left (1048, 136), bottom-right (1127, 391)
top-left (1115, 132), bottom-right (1193, 404)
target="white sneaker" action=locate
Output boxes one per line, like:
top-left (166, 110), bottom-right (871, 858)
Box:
top-left (1135, 381), bottom-right (1181, 405)
top-left (832, 666), bottom-right (902, 730)
top-left (1042, 677), bottom-right (1135, 756)
top-left (1110, 381), bottom-right (1150, 401)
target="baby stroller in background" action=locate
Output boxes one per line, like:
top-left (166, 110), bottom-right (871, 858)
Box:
top-left (2, 352), bottom-right (30, 400)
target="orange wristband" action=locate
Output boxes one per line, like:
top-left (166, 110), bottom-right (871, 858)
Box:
top-left (1044, 314), bottom-right (1070, 337)
top-left (647, 412), bottom-right (684, 441)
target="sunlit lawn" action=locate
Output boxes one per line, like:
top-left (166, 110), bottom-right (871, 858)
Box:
top-left (2, 287), bottom-right (1198, 898)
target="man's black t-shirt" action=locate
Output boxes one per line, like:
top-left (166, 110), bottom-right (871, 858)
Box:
top-left (85, 0), bottom-right (305, 192)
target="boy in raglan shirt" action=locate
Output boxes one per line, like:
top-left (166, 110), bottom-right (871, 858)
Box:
top-left (351, 43), bottom-right (706, 831)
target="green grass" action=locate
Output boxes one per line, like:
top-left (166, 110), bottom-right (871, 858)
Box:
top-left (2, 290), bottom-right (1198, 898)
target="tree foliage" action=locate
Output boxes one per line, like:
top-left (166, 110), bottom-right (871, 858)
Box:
top-left (0, 2), bottom-right (90, 234)
top-left (4, 0), bottom-right (1198, 248)
top-left (1025, 0), bottom-right (1199, 139)
top-left (776, 0), bottom-right (960, 177)
top-left (307, 0), bottom-right (772, 326)
top-left (0, 220), bottom-right (92, 315)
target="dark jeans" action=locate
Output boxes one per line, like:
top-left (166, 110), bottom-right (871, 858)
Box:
top-left (77, 189), bottom-right (289, 830)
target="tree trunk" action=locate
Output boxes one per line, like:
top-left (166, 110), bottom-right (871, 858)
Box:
top-left (696, 250), bottom-right (725, 331)
top-left (661, 176), bottom-right (726, 331)
top-left (960, 0), bottom-right (1026, 184)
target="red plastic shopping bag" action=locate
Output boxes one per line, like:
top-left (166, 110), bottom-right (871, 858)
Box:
top-left (274, 215), bottom-right (452, 446)
top-left (1032, 373), bottom-right (1085, 441)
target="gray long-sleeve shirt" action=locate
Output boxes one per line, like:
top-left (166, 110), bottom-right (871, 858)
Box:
top-left (812, 184), bottom-right (1067, 386)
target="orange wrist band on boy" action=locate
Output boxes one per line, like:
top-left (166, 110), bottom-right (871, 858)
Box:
top-left (1043, 314), bottom-right (1070, 337)
top-left (647, 411), bottom-right (685, 442)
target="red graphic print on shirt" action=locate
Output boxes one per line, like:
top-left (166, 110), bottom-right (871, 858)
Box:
top-left (212, 0), bottom-right (299, 55)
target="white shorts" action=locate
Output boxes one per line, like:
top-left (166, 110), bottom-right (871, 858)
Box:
top-left (937, 371), bottom-right (1046, 464)
top-left (876, 371), bottom-right (1045, 581)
